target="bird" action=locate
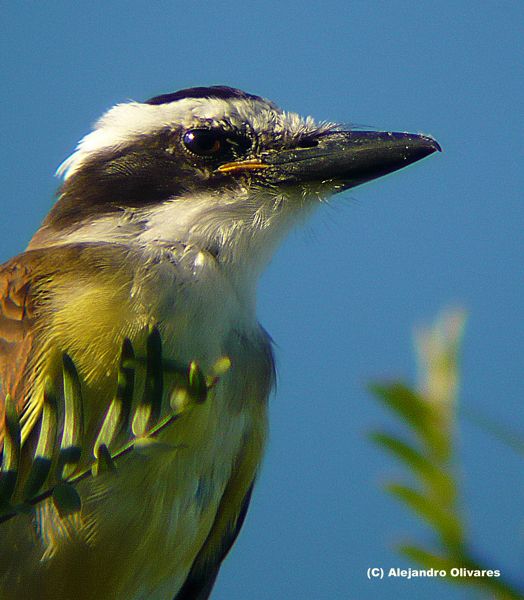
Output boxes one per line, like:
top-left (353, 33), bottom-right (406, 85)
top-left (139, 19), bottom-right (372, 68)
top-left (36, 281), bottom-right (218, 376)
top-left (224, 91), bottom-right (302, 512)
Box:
top-left (0, 85), bottom-right (440, 599)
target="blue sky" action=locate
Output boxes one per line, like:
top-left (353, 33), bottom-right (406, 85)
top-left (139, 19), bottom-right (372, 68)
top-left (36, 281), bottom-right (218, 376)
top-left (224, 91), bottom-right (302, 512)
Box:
top-left (1, 2), bottom-right (523, 598)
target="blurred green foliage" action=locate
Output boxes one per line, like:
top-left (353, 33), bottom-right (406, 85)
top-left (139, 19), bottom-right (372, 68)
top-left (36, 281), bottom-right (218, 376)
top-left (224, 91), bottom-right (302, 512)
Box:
top-left (370, 311), bottom-right (523, 599)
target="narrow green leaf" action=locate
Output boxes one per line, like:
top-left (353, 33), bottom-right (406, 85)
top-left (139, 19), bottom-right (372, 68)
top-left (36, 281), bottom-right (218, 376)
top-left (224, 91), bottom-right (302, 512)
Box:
top-left (58, 354), bottom-right (84, 480)
top-left (212, 356), bottom-right (231, 376)
top-left (52, 482), bottom-right (81, 517)
top-left (0, 395), bottom-right (21, 502)
top-left (23, 382), bottom-right (58, 500)
top-left (399, 544), bottom-right (459, 573)
top-left (370, 431), bottom-right (456, 505)
top-left (93, 443), bottom-right (117, 475)
top-left (387, 483), bottom-right (463, 548)
top-left (369, 382), bottom-right (450, 460)
top-left (370, 383), bottom-right (431, 433)
top-left (188, 361), bottom-right (207, 404)
top-left (132, 327), bottom-right (163, 436)
top-left (95, 338), bottom-right (135, 454)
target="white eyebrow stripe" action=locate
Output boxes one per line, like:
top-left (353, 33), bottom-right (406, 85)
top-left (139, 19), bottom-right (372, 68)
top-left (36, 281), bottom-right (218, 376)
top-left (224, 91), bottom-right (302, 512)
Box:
top-left (56, 96), bottom-right (333, 180)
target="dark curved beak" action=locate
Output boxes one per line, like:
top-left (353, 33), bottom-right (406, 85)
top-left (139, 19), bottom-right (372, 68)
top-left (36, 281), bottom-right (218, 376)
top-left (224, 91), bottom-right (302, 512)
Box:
top-left (263, 130), bottom-right (441, 191)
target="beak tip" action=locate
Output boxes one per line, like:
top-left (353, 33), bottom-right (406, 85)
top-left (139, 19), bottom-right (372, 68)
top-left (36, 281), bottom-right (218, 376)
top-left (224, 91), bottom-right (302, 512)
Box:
top-left (421, 134), bottom-right (442, 154)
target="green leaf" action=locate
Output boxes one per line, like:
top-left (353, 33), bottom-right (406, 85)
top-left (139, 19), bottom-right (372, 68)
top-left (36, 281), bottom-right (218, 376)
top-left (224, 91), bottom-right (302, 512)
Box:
top-left (132, 327), bottom-right (163, 436)
top-left (93, 443), bottom-right (117, 475)
top-left (399, 544), bottom-right (457, 571)
top-left (370, 383), bottom-right (431, 432)
top-left (369, 382), bottom-right (450, 460)
top-left (0, 395), bottom-right (21, 503)
top-left (24, 382), bottom-right (58, 500)
top-left (386, 483), bottom-right (463, 549)
top-left (370, 431), bottom-right (456, 505)
top-left (95, 338), bottom-right (135, 454)
top-left (58, 354), bottom-right (84, 480)
top-left (52, 482), bottom-right (81, 517)
top-left (188, 361), bottom-right (208, 404)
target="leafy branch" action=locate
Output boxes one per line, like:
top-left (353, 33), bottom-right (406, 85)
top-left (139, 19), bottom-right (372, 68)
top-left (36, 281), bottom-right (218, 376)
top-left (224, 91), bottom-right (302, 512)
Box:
top-left (369, 310), bottom-right (524, 600)
top-left (0, 327), bottom-right (230, 522)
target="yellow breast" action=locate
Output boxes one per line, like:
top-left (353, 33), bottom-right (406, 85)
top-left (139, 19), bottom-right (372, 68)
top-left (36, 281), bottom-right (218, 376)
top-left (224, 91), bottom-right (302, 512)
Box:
top-left (2, 242), bottom-right (272, 599)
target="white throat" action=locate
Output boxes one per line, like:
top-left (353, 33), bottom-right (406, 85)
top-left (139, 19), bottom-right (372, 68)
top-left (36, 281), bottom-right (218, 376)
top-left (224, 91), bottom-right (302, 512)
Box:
top-left (29, 186), bottom-right (319, 313)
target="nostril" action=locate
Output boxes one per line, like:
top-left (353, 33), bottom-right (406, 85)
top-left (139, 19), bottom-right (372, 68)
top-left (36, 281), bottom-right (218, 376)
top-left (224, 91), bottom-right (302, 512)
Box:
top-left (296, 138), bottom-right (319, 149)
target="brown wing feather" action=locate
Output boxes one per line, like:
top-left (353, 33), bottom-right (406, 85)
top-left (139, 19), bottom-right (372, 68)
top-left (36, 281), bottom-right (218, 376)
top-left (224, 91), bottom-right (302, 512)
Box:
top-left (0, 243), bottom-right (140, 447)
top-left (0, 243), bottom-right (149, 447)
top-left (0, 254), bottom-right (39, 438)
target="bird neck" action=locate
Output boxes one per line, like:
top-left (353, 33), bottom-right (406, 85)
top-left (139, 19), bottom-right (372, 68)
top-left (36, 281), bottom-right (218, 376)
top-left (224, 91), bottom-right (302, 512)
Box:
top-left (30, 187), bottom-right (317, 308)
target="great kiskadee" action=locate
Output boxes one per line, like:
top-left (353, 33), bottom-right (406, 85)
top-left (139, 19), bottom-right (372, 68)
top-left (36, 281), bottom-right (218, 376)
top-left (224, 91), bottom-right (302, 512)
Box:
top-left (0, 86), bottom-right (440, 599)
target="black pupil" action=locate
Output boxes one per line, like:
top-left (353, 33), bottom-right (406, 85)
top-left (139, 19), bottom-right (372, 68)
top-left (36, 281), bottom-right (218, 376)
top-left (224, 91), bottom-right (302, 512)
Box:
top-left (183, 130), bottom-right (222, 155)
top-left (183, 128), bottom-right (252, 159)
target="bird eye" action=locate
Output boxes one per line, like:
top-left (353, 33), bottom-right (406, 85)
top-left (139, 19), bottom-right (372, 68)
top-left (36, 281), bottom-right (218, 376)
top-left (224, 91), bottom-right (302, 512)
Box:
top-left (183, 129), bottom-right (223, 156)
top-left (182, 128), bottom-right (252, 160)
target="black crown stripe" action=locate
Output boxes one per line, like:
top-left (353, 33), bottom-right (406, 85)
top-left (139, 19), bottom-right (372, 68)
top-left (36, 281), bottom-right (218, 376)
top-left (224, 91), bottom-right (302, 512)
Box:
top-left (145, 86), bottom-right (263, 106)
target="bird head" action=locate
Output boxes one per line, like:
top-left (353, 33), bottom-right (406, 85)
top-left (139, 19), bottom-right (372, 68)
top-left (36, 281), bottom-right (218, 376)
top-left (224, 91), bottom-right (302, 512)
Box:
top-left (29, 86), bottom-right (440, 276)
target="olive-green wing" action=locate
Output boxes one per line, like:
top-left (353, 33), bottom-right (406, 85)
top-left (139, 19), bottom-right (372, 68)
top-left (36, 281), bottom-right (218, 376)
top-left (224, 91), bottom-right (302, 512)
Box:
top-left (176, 396), bottom-right (267, 600)
top-left (175, 482), bottom-right (254, 600)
